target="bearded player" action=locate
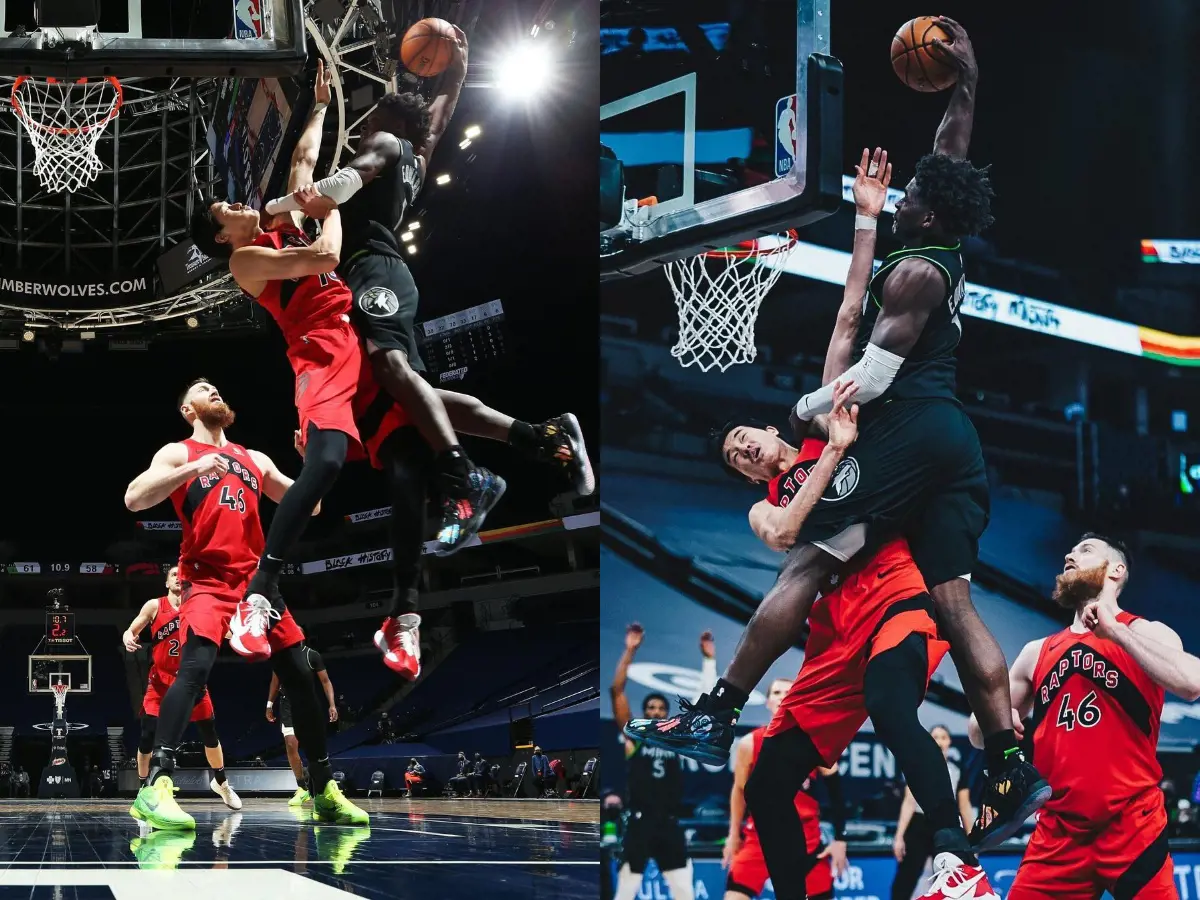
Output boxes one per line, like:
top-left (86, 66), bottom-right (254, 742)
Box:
top-left (631, 29), bottom-right (1049, 851)
top-left (969, 535), bottom-right (1200, 898)
top-left (270, 31), bottom-right (595, 531)
top-left (121, 564), bottom-right (241, 810)
top-left (123, 380), bottom-right (368, 830)
top-left (725, 677), bottom-right (847, 900)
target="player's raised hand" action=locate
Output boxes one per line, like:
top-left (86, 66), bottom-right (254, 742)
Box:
top-left (314, 58), bottom-right (333, 106)
top-left (448, 25), bottom-right (469, 76)
top-left (929, 17), bottom-right (977, 79)
top-left (826, 380), bottom-right (860, 451)
top-left (1082, 598), bottom-right (1121, 640)
top-left (699, 630), bottom-right (715, 660)
top-left (295, 183), bottom-right (337, 219)
top-left (194, 453), bottom-right (229, 479)
top-left (852, 147), bottom-right (892, 219)
top-left (121, 630), bottom-right (140, 653)
top-left (625, 622), bottom-right (644, 651)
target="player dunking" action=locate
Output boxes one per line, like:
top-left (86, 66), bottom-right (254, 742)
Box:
top-left (121, 564), bottom-right (241, 810)
top-left (969, 535), bottom-right (1200, 899)
top-left (272, 32), bottom-right (594, 537)
top-left (123, 380), bottom-right (368, 830)
top-left (628, 22), bottom-right (1049, 853)
top-left (725, 677), bottom-right (847, 900)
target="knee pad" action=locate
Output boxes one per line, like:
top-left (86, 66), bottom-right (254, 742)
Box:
top-left (138, 716), bottom-right (157, 755)
top-left (195, 717), bottom-right (220, 749)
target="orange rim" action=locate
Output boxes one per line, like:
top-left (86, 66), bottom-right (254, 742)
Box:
top-left (10, 75), bottom-right (123, 136)
top-left (702, 229), bottom-right (799, 261)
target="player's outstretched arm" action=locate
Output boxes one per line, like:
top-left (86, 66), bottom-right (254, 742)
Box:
top-left (929, 17), bottom-right (978, 160)
top-left (125, 443), bottom-right (218, 511)
top-left (968, 638), bottom-right (1040, 749)
top-left (1089, 609), bottom-right (1200, 701)
top-left (723, 734), bottom-right (755, 868)
top-left (121, 597), bottom-right (160, 652)
top-left (611, 623), bottom-right (642, 731)
top-left (419, 26), bottom-right (468, 176)
top-left (283, 59), bottom-right (334, 229)
top-left (249, 449), bottom-right (322, 516)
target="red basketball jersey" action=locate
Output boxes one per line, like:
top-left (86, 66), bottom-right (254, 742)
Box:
top-left (767, 438), bottom-right (829, 508)
top-left (148, 596), bottom-right (183, 676)
top-left (169, 438), bottom-right (264, 581)
top-left (741, 726), bottom-right (822, 846)
top-left (1031, 611), bottom-right (1164, 828)
top-left (251, 226), bottom-right (353, 346)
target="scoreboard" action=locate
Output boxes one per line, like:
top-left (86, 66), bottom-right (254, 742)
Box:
top-left (5, 562), bottom-right (118, 575)
top-left (417, 300), bottom-right (505, 379)
top-left (45, 612), bottom-right (75, 646)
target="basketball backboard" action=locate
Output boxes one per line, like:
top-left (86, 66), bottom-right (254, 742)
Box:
top-left (29, 654), bottom-right (91, 693)
top-left (600, 0), bottom-right (843, 279)
top-left (0, 0), bottom-right (305, 77)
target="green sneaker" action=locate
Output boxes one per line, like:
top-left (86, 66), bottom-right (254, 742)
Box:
top-left (288, 787), bottom-right (312, 806)
top-left (314, 826), bottom-right (372, 874)
top-left (129, 830), bottom-right (196, 869)
top-left (129, 776), bottom-right (196, 831)
top-left (312, 780), bottom-right (370, 826)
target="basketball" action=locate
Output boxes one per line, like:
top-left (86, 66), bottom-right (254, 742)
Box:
top-left (401, 18), bottom-right (457, 78)
top-left (890, 17), bottom-right (958, 93)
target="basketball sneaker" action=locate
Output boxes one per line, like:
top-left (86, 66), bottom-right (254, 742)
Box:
top-left (229, 593), bottom-right (281, 660)
top-left (919, 853), bottom-right (1000, 900)
top-left (969, 752), bottom-right (1051, 851)
top-left (376, 613), bottom-right (421, 679)
top-left (534, 414), bottom-right (595, 496)
top-left (436, 466), bottom-right (506, 556)
top-left (129, 775), bottom-right (195, 831)
top-left (210, 777), bottom-right (242, 810)
top-left (622, 695), bottom-right (738, 766)
top-left (288, 786), bottom-right (312, 806)
top-left (312, 779), bottom-right (370, 826)
top-left (129, 830), bottom-right (196, 870)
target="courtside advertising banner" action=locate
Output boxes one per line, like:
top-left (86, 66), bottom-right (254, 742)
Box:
top-left (0, 272), bottom-right (154, 308)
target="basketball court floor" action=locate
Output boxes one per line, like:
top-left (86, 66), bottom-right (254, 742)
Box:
top-left (0, 798), bottom-right (597, 898)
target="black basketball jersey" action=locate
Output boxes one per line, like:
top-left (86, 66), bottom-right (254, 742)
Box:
top-left (855, 242), bottom-right (966, 404)
top-left (340, 135), bottom-right (423, 258)
top-left (626, 739), bottom-right (684, 819)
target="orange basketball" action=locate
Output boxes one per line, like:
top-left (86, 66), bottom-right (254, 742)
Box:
top-left (401, 18), bottom-right (457, 78)
top-left (890, 17), bottom-right (958, 93)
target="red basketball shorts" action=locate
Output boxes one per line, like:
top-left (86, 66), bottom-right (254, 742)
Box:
top-left (289, 319), bottom-right (363, 447)
top-left (765, 583), bottom-right (948, 765)
top-left (1007, 789), bottom-right (1175, 899)
top-left (179, 575), bottom-right (305, 652)
top-left (349, 349), bottom-right (412, 470)
top-left (142, 668), bottom-right (214, 722)
top-left (727, 834), bottom-right (834, 898)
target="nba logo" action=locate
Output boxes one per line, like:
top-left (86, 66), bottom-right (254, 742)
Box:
top-left (233, 0), bottom-right (263, 39)
top-left (775, 93), bottom-right (799, 179)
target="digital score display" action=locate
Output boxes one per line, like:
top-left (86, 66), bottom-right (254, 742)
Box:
top-left (417, 300), bottom-right (506, 380)
top-left (46, 612), bottom-right (75, 646)
top-left (4, 562), bottom-right (118, 575)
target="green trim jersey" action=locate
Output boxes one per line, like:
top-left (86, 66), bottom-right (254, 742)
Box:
top-left (855, 243), bottom-right (966, 404)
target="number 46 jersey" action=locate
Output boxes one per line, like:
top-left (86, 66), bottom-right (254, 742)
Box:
top-left (1030, 611), bottom-right (1164, 829)
top-left (169, 438), bottom-right (264, 584)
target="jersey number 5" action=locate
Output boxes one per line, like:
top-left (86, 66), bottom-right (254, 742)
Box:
top-left (1056, 691), bottom-right (1102, 731)
top-left (219, 485), bottom-right (246, 513)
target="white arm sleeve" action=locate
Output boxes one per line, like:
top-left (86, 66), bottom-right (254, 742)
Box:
top-left (793, 342), bottom-right (905, 420)
top-left (265, 167), bottom-right (364, 215)
top-left (699, 654), bottom-right (718, 695)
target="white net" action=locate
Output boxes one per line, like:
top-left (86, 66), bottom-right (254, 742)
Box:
top-left (10, 76), bottom-right (123, 193)
top-left (663, 232), bottom-right (798, 372)
top-left (51, 683), bottom-right (68, 719)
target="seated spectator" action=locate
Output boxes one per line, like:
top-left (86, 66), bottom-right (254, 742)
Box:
top-left (530, 746), bottom-right (551, 797)
top-left (404, 758), bottom-right (425, 796)
top-left (468, 753), bottom-right (487, 797)
top-left (447, 751), bottom-right (470, 796)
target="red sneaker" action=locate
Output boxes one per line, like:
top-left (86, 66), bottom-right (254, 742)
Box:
top-left (919, 854), bottom-right (999, 900)
top-left (228, 594), bottom-right (280, 660)
top-left (375, 614), bottom-right (421, 680)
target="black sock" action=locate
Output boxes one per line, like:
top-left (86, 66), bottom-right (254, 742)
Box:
top-left (708, 678), bottom-right (749, 714)
top-left (146, 748), bottom-right (176, 787)
top-left (309, 758), bottom-right (332, 794)
top-left (301, 766), bottom-right (310, 790)
top-left (984, 729), bottom-right (1019, 773)
top-left (388, 587), bottom-right (420, 619)
top-left (212, 767), bottom-right (226, 786)
top-left (931, 826), bottom-right (977, 865)
top-left (507, 420), bottom-right (539, 456)
top-left (435, 446), bottom-right (472, 492)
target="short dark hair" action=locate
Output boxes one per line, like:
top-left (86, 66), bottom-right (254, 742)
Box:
top-left (1080, 531), bottom-right (1131, 579)
top-left (642, 692), bottom-right (669, 714)
top-left (189, 195), bottom-right (233, 260)
top-left (374, 92), bottom-right (433, 153)
top-left (710, 418), bottom-right (773, 481)
top-left (177, 377), bottom-right (211, 410)
top-left (913, 153), bottom-right (995, 238)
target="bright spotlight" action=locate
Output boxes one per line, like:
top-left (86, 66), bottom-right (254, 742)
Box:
top-left (406, 244), bottom-right (417, 255)
top-left (186, 316), bottom-right (199, 329)
top-left (436, 173), bottom-right (451, 185)
top-left (400, 231), bottom-right (414, 242)
top-left (459, 139), bottom-right (472, 149)
top-left (464, 125), bottom-right (481, 139)
top-left (496, 41), bottom-right (552, 99)
top-left (409, 221), bottom-right (421, 231)
top-left (21, 329), bottom-right (34, 342)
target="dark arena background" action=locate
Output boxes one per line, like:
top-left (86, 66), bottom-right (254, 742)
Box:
top-left (601, 0), bottom-right (1200, 898)
top-left (0, 0), bottom-right (600, 898)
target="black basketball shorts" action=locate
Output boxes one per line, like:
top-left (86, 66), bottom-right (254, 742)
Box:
top-left (343, 249), bottom-right (425, 371)
top-left (622, 812), bottom-right (688, 874)
top-left (277, 692), bottom-right (295, 736)
top-left (794, 397), bottom-right (990, 587)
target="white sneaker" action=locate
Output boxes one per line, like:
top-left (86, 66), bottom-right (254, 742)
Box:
top-left (375, 613), bottom-right (421, 680)
top-left (229, 594), bottom-right (280, 660)
top-left (211, 777), bottom-right (242, 810)
top-left (919, 852), bottom-right (1000, 900)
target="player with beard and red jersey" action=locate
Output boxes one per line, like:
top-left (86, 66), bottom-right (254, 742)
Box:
top-left (969, 534), bottom-right (1200, 899)
top-left (123, 380), bottom-right (368, 831)
top-left (121, 564), bottom-right (241, 810)
top-left (724, 677), bottom-right (847, 900)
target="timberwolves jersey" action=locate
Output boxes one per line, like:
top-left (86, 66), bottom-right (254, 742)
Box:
top-left (856, 243), bottom-right (966, 403)
top-left (626, 740), bottom-right (684, 820)
top-left (340, 136), bottom-right (423, 258)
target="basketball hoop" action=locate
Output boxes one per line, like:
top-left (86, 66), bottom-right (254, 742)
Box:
top-left (10, 76), bottom-right (123, 193)
top-left (50, 682), bottom-right (68, 720)
top-left (663, 230), bottom-right (799, 372)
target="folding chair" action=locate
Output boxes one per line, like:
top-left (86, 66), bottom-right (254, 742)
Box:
top-left (508, 761), bottom-right (527, 797)
top-left (578, 757), bottom-right (598, 798)
top-left (367, 770), bottom-right (385, 799)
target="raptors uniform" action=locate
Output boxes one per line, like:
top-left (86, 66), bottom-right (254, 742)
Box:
top-left (1007, 612), bottom-right (1173, 899)
top-left (142, 596), bottom-right (214, 722)
top-left (622, 739), bottom-right (688, 875)
top-left (250, 226), bottom-right (362, 449)
top-left (168, 438), bottom-right (305, 653)
top-left (728, 727), bottom-right (833, 900)
top-left (765, 440), bottom-right (950, 763)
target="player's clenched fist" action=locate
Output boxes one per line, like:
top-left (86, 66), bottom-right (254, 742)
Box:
top-left (193, 453), bottom-right (229, 478)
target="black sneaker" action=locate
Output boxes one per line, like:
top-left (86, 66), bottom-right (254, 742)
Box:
top-left (535, 414), bottom-right (595, 496)
top-left (969, 754), bottom-right (1051, 851)
top-left (435, 466), bottom-right (506, 557)
top-left (621, 695), bottom-right (738, 766)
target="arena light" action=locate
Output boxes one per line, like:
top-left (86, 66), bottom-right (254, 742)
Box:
top-left (406, 244), bottom-right (417, 255)
top-left (464, 125), bottom-right (481, 139)
top-left (186, 316), bottom-right (199, 329)
top-left (435, 173), bottom-right (451, 185)
top-left (409, 221), bottom-right (421, 231)
top-left (400, 231), bottom-right (414, 242)
top-left (496, 41), bottom-right (552, 99)
top-left (21, 329), bottom-right (34, 342)
top-left (459, 138), bottom-right (472, 149)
